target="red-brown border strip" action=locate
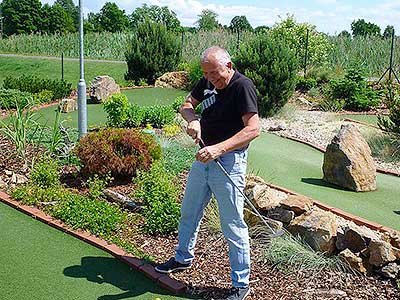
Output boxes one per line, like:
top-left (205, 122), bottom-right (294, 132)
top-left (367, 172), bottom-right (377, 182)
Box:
top-left (0, 190), bottom-right (186, 295)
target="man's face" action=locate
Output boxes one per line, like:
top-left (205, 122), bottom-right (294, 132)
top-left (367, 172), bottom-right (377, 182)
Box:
top-left (201, 57), bottom-right (232, 89)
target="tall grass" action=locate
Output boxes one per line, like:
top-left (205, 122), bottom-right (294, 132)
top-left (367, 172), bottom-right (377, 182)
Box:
top-left (1, 32), bottom-right (399, 78)
top-left (328, 36), bottom-right (400, 77)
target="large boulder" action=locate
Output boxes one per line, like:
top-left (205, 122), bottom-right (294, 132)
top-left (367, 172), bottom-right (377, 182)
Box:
top-left (280, 194), bottom-right (313, 215)
top-left (155, 71), bottom-right (190, 90)
top-left (60, 98), bottom-right (77, 113)
top-left (89, 76), bottom-right (120, 103)
top-left (288, 207), bottom-right (338, 254)
top-left (323, 124), bottom-right (376, 192)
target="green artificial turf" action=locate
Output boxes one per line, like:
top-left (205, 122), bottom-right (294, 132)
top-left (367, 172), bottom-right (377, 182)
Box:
top-left (248, 133), bottom-right (400, 230)
top-left (34, 88), bottom-right (187, 129)
top-left (0, 201), bottom-right (196, 300)
top-left (335, 114), bottom-right (380, 126)
top-left (0, 55), bottom-right (128, 86)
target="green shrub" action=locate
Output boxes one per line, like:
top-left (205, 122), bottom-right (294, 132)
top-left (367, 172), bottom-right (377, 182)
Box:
top-left (162, 140), bottom-right (197, 175)
top-left (296, 77), bottom-right (318, 92)
top-left (86, 173), bottom-right (112, 201)
top-left (103, 93), bottom-right (130, 127)
top-left (74, 128), bottom-right (161, 178)
top-left (134, 160), bottom-right (180, 235)
top-left (12, 185), bottom-right (64, 206)
top-left (325, 67), bottom-right (380, 111)
top-left (143, 105), bottom-right (176, 128)
top-left (187, 59), bottom-right (203, 89)
top-left (50, 190), bottom-right (126, 238)
top-left (171, 96), bottom-right (185, 113)
top-left (235, 35), bottom-right (297, 117)
top-left (125, 19), bottom-right (181, 85)
top-left (3, 75), bottom-right (72, 101)
top-left (378, 87), bottom-right (400, 134)
top-left (30, 157), bottom-right (60, 189)
top-left (125, 104), bottom-right (145, 128)
top-left (32, 90), bottom-right (54, 104)
top-left (0, 89), bottom-right (33, 109)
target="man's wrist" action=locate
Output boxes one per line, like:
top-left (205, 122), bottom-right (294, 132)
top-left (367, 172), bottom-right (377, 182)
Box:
top-left (188, 117), bottom-right (199, 123)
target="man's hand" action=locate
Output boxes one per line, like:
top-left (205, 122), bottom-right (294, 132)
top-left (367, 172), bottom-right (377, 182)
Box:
top-left (196, 145), bottom-right (224, 163)
top-left (186, 119), bottom-right (201, 143)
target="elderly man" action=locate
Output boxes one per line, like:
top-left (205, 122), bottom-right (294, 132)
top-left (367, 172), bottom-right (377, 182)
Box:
top-left (156, 46), bottom-right (259, 300)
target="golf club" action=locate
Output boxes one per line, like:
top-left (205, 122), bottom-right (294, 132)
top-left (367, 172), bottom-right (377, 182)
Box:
top-left (199, 139), bottom-right (285, 239)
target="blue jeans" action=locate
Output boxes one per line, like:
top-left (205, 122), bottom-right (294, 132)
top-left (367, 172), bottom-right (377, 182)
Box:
top-left (175, 148), bottom-right (250, 288)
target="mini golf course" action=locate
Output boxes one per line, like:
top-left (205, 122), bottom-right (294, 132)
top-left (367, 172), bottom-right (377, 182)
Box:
top-left (0, 201), bottom-right (195, 300)
top-left (248, 133), bottom-right (400, 230)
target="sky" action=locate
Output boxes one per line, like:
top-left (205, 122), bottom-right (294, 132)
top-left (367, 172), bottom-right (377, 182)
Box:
top-left (41, 0), bottom-right (400, 35)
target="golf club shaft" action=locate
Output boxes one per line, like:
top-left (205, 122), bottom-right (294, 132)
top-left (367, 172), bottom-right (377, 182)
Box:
top-left (199, 139), bottom-right (278, 235)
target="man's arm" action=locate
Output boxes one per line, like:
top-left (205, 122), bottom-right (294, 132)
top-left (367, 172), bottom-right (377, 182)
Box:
top-left (195, 112), bottom-right (260, 163)
top-left (180, 94), bottom-right (202, 143)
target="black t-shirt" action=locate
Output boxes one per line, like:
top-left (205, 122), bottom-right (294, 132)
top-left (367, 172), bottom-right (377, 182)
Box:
top-left (191, 71), bottom-right (258, 146)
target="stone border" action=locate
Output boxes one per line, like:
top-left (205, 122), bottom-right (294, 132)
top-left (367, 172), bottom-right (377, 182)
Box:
top-left (0, 190), bottom-right (186, 295)
top-left (264, 182), bottom-right (395, 234)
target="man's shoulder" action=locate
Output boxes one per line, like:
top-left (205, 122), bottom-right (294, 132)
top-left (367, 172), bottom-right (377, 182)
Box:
top-left (231, 71), bottom-right (255, 88)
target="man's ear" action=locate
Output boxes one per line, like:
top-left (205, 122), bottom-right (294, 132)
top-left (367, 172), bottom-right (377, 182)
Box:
top-left (227, 62), bottom-right (233, 69)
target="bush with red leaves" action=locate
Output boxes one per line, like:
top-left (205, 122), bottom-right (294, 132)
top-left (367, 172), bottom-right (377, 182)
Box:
top-left (74, 128), bottom-right (161, 179)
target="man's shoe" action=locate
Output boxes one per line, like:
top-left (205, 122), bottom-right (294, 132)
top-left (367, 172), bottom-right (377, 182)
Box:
top-left (225, 286), bottom-right (250, 300)
top-left (155, 257), bottom-right (191, 273)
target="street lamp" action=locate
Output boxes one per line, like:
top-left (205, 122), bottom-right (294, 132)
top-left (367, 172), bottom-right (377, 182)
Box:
top-left (78, 0), bottom-right (87, 138)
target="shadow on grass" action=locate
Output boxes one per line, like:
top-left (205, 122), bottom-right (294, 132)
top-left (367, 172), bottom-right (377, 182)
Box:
top-left (301, 178), bottom-right (352, 191)
top-left (64, 256), bottom-right (199, 300)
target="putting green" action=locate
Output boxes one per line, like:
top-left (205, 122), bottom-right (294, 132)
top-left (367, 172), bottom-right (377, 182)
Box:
top-left (34, 88), bottom-right (187, 129)
top-left (335, 114), bottom-right (380, 126)
top-left (248, 133), bottom-right (400, 230)
top-left (0, 201), bottom-right (195, 300)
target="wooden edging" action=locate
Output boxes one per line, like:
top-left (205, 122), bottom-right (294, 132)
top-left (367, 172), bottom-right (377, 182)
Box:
top-left (0, 190), bottom-right (186, 295)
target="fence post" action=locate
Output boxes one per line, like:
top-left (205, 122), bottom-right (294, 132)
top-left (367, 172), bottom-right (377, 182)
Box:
top-left (236, 29), bottom-right (240, 52)
top-left (304, 28), bottom-right (309, 78)
top-left (388, 28), bottom-right (395, 82)
top-left (61, 52), bottom-right (64, 81)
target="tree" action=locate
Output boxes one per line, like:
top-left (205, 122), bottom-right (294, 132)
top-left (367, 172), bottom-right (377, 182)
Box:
top-left (1, 0), bottom-right (41, 36)
top-left (338, 30), bottom-right (351, 38)
top-left (254, 25), bottom-right (269, 34)
top-left (351, 19), bottom-right (381, 37)
top-left (40, 3), bottom-right (75, 34)
top-left (84, 12), bottom-right (101, 33)
top-left (98, 2), bottom-right (129, 32)
top-left (130, 4), bottom-right (181, 32)
top-left (383, 25), bottom-right (394, 39)
top-left (55, 0), bottom-right (79, 31)
top-left (196, 9), bottom-right (220, 31)
top-left (229, 16), bottom-right (252, 32)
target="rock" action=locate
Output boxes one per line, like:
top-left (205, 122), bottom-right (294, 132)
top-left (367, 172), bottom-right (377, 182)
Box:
top-left (244, 175), bottom-right (287, 211)
top-left (323, 124), bottom-right (376, 192)
top-left (10, 173), bottom-right (28, 184)
top-left (267, 121), bottom-right (287, 131)
top-left (381, 230), bottom-right (400, 249)
top-left (4, 170), bottom-right (12, 176)
top-left (336, 223), bottom-right (380, 252)
top-left (379, 262), bottom-right (400, 279)
top-left (288, 208), bottom-right (338, 254)
top-left (368, 240), bottom-right (400, 267)
top-left (267, 206), bottom-right (295, 224)
top-left (155, 71), bottom-right (190, 90)
top-left (89, 76), bottom-right (120, 103)
top-left (60, 98), bottom-right (77, 113)
top-left (280, 194), bottom-right (314, 215)
top-left (338, 249), bottom-right (367, 274)
top-left (244, 208), bottom-right (283, 232)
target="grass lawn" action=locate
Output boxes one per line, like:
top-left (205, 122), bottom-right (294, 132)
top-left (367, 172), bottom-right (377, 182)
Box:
top-left (35, 88), bottom-right (187, 129)
top-left (0, 55), bottom-right (128, 86)
top-left (0, 201), bottom-right (196, 300)
top-left (248, 133), bottom-right (400, 230)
